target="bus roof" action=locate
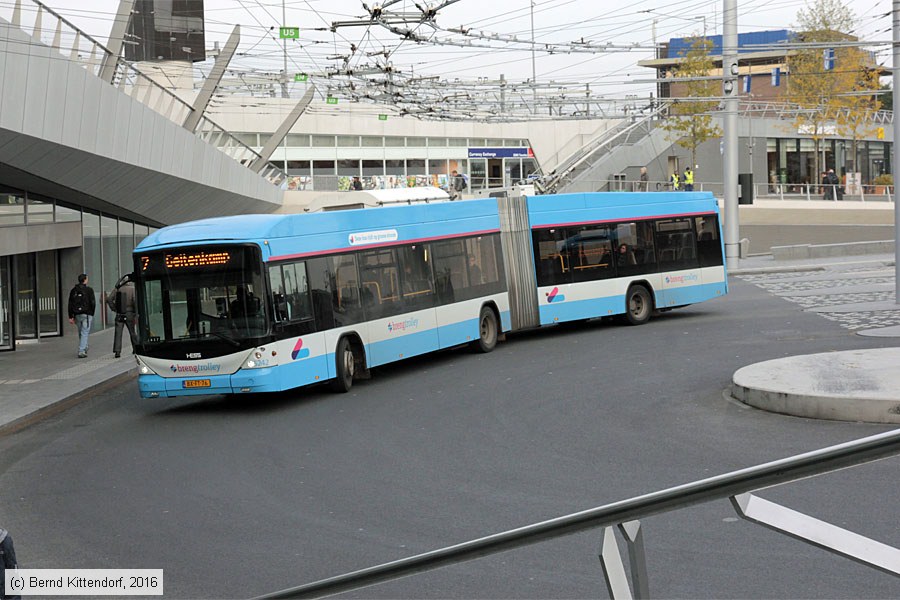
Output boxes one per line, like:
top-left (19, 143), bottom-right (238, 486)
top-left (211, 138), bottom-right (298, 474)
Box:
top-left (135, 197), bottom-right (502, 258)
top-left (135, 191), bottom-right (720, 259)
top-left (527, 191), bottom-right (719, 228)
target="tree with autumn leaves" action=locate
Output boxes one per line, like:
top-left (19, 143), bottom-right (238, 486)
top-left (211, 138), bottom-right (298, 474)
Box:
top-left (786, 0), bottom-right (883, 179)
top-left (659, 36), bottom-right (722, 171)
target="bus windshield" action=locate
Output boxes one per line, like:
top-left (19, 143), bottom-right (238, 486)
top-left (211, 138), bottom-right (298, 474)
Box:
top-left (135, 245), bottom-right (269, 349)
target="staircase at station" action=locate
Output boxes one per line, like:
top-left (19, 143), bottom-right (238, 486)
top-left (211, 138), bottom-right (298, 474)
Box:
top-left (536, 103), bottom-right (671, 195)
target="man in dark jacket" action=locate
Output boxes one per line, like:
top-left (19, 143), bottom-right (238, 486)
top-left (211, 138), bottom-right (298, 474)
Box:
top-left (107, 277), bottom-right (137, 358)
top-left (67, 273), bottom-right (96, 358)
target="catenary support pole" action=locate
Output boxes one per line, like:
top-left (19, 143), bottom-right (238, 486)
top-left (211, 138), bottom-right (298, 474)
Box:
top-left (894, 0), bottom-right (899, 304)
top-left (723, 0), bottom-right (740, 270)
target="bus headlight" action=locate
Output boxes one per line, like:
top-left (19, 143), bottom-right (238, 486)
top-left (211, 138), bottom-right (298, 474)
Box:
top-left (243, 350), bottom-right (267, 369)
top-left (135, 356), bottom-right (158, 376)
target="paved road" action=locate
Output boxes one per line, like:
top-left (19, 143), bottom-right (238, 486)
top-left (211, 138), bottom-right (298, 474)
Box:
top-left (1, 273), bottom-right (898, 599)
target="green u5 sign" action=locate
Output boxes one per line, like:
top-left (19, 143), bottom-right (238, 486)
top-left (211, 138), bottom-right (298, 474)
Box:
top-left (326, 97), bottom-right (339, 105)
top-left (378, 114), bottom-right (388, 121)
top-left (279, 27), bottom-right (299, 39)
top-left (294, 73), bottom-right (308, 82)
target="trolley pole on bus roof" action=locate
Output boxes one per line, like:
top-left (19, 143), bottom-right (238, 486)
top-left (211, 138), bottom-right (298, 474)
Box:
top-left (722, 0), bottom-right (740, 271)
top-left (893, 0), bottom-right (900, 304)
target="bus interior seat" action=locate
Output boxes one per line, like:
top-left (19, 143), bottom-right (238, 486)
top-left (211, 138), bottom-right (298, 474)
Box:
top-left (362, 281), bottom-right (381, 304)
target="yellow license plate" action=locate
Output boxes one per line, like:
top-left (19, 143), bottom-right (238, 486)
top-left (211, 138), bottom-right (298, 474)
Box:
top-left (183, 379), bottom-right (211, 389)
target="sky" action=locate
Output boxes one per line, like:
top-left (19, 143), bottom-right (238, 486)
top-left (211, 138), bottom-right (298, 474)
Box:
top-left (5, 0), bottom-right (894, 103)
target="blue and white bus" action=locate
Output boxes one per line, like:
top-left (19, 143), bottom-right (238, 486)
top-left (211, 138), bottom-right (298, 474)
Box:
top-left (132, 191), bottom-right (725, 398)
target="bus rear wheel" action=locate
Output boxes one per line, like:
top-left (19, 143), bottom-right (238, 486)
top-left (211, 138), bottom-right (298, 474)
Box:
top-left (625, 285), bottom-right (653, 326)
top-left (331, 337), bottom-right (356, 392)
top-left (472, 306), bottom-right (498, 353)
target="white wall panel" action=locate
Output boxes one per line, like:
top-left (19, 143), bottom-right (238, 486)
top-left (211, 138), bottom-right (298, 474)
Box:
top-left (159, 121), bottom-right (176, 175)
top-left (77, 74), bottom-right (102, 155)
top-left (174, 132), bottom-right (194, 179)
top-left (21, 39), bottom-right (50, 138)
top-left (95, 84), bottom-right (119, 158)
top-left (41, 51), bottom-right (69, 146)
top-left (140, 108), bottom-right (160, 171)
top-left (111, 93), bottom-right (132, 159)
top-left (61, 67), bottom-right (86, 148)
top-left (124, 102), bottom-right (145, 165)
top-left (0, 33), bottom-right (29, 133)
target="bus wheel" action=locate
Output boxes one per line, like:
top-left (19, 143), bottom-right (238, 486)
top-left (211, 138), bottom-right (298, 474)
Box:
top-left (331, 337), bottom-right (356, 392)
top-left (625, 285), bottom-right (653, 326)
top-left (472, 307), bottom-right (498, 353)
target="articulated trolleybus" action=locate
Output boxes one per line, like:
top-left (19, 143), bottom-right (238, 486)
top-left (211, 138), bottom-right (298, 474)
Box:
top-left (132, 191), bottom-right (726, 398)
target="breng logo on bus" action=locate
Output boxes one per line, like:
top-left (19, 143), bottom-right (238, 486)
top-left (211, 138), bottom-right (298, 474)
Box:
top-left (665, 274), bottom-right (699, 285)
top-left (546, 287), bottom-right (566, 303)
top-left (291, 338), bottom-right (310, 360)
top-left (169, 363), bottom-right (222, 374)
top-left (387, 318), bottom-right (419, 332)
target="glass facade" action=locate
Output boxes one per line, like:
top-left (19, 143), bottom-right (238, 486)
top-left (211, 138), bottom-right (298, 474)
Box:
top-left (0, 186), bottom-right (157, 349)
top-left (767, 137), bottom-right (892, 191)
top-left (263, 133), bottom-right (536, 192)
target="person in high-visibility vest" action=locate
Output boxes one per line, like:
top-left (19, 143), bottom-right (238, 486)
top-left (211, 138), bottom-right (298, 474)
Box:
top-left (683, 167), bottom-right (694, 191)
top-left (670, 171), bottom-right (680, 191)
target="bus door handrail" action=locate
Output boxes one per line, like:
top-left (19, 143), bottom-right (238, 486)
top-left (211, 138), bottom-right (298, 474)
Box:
top-left (253, 428), bottom-right (900, 599)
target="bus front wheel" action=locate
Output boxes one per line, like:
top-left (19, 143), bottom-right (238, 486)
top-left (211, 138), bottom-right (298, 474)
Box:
top-left (625, 285), bottom-right (653, 326)
top-left (332, 337), bottom-right (356, 392)
top-left (472, 307), bottom-right (498, 353)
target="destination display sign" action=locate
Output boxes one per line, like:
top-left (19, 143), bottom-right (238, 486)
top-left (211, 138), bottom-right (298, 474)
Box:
top-left (139, 248), bottom-right (248, 275)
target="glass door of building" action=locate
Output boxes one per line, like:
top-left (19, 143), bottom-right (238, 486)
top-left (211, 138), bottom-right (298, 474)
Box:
top-left (14, 253), bottom-right (35, 339)
top-left (0, 256), bottom-right (11, 350)
top-left (12, 250), bottom-right (60, 342)
top-left (37, 251), bottom-right (59, 336)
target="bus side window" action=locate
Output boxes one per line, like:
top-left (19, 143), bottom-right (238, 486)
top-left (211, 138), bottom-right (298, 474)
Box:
top-left (268, 265), bottom-right (288, 321)
top-left (283, 262), bottom-right (312, 321)
top-left (359, 248), bottom-right (401, 319)
top-left (695, 216), bottom-right (723, 267)
top-left (329, 255), bottom-right (364, 326)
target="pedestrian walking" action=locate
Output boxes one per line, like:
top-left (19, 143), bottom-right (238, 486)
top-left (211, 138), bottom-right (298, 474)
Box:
top-left (639, 166), bottom-right (649, 191)
top-left (67, 273), bottom-right (95, 359)
top-left (450, 169), bottom-right (466, 200)
top-left (107, 276), bottom-right (137, 358)
top-left (825, 169), bottom-right (839, 200)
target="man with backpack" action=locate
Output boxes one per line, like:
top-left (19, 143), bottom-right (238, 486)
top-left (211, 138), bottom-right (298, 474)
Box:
top-left (107, 276), bottom-right (137, 359)
top-left (450, 170), bottom-right (466, 200)
top-left (67, 273), bottom-right (96, 358)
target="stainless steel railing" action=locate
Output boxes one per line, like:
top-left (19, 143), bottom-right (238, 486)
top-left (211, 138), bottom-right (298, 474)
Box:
top-left (255, 428), bottom-right (900, 599)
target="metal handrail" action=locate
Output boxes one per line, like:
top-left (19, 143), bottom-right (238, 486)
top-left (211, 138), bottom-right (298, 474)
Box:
top-left (738, 100), bottom-right (893, 124)
top-left (537, 102), bottom-right (670, 194)
top-left (255, 428), bottom-right (900, 599)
